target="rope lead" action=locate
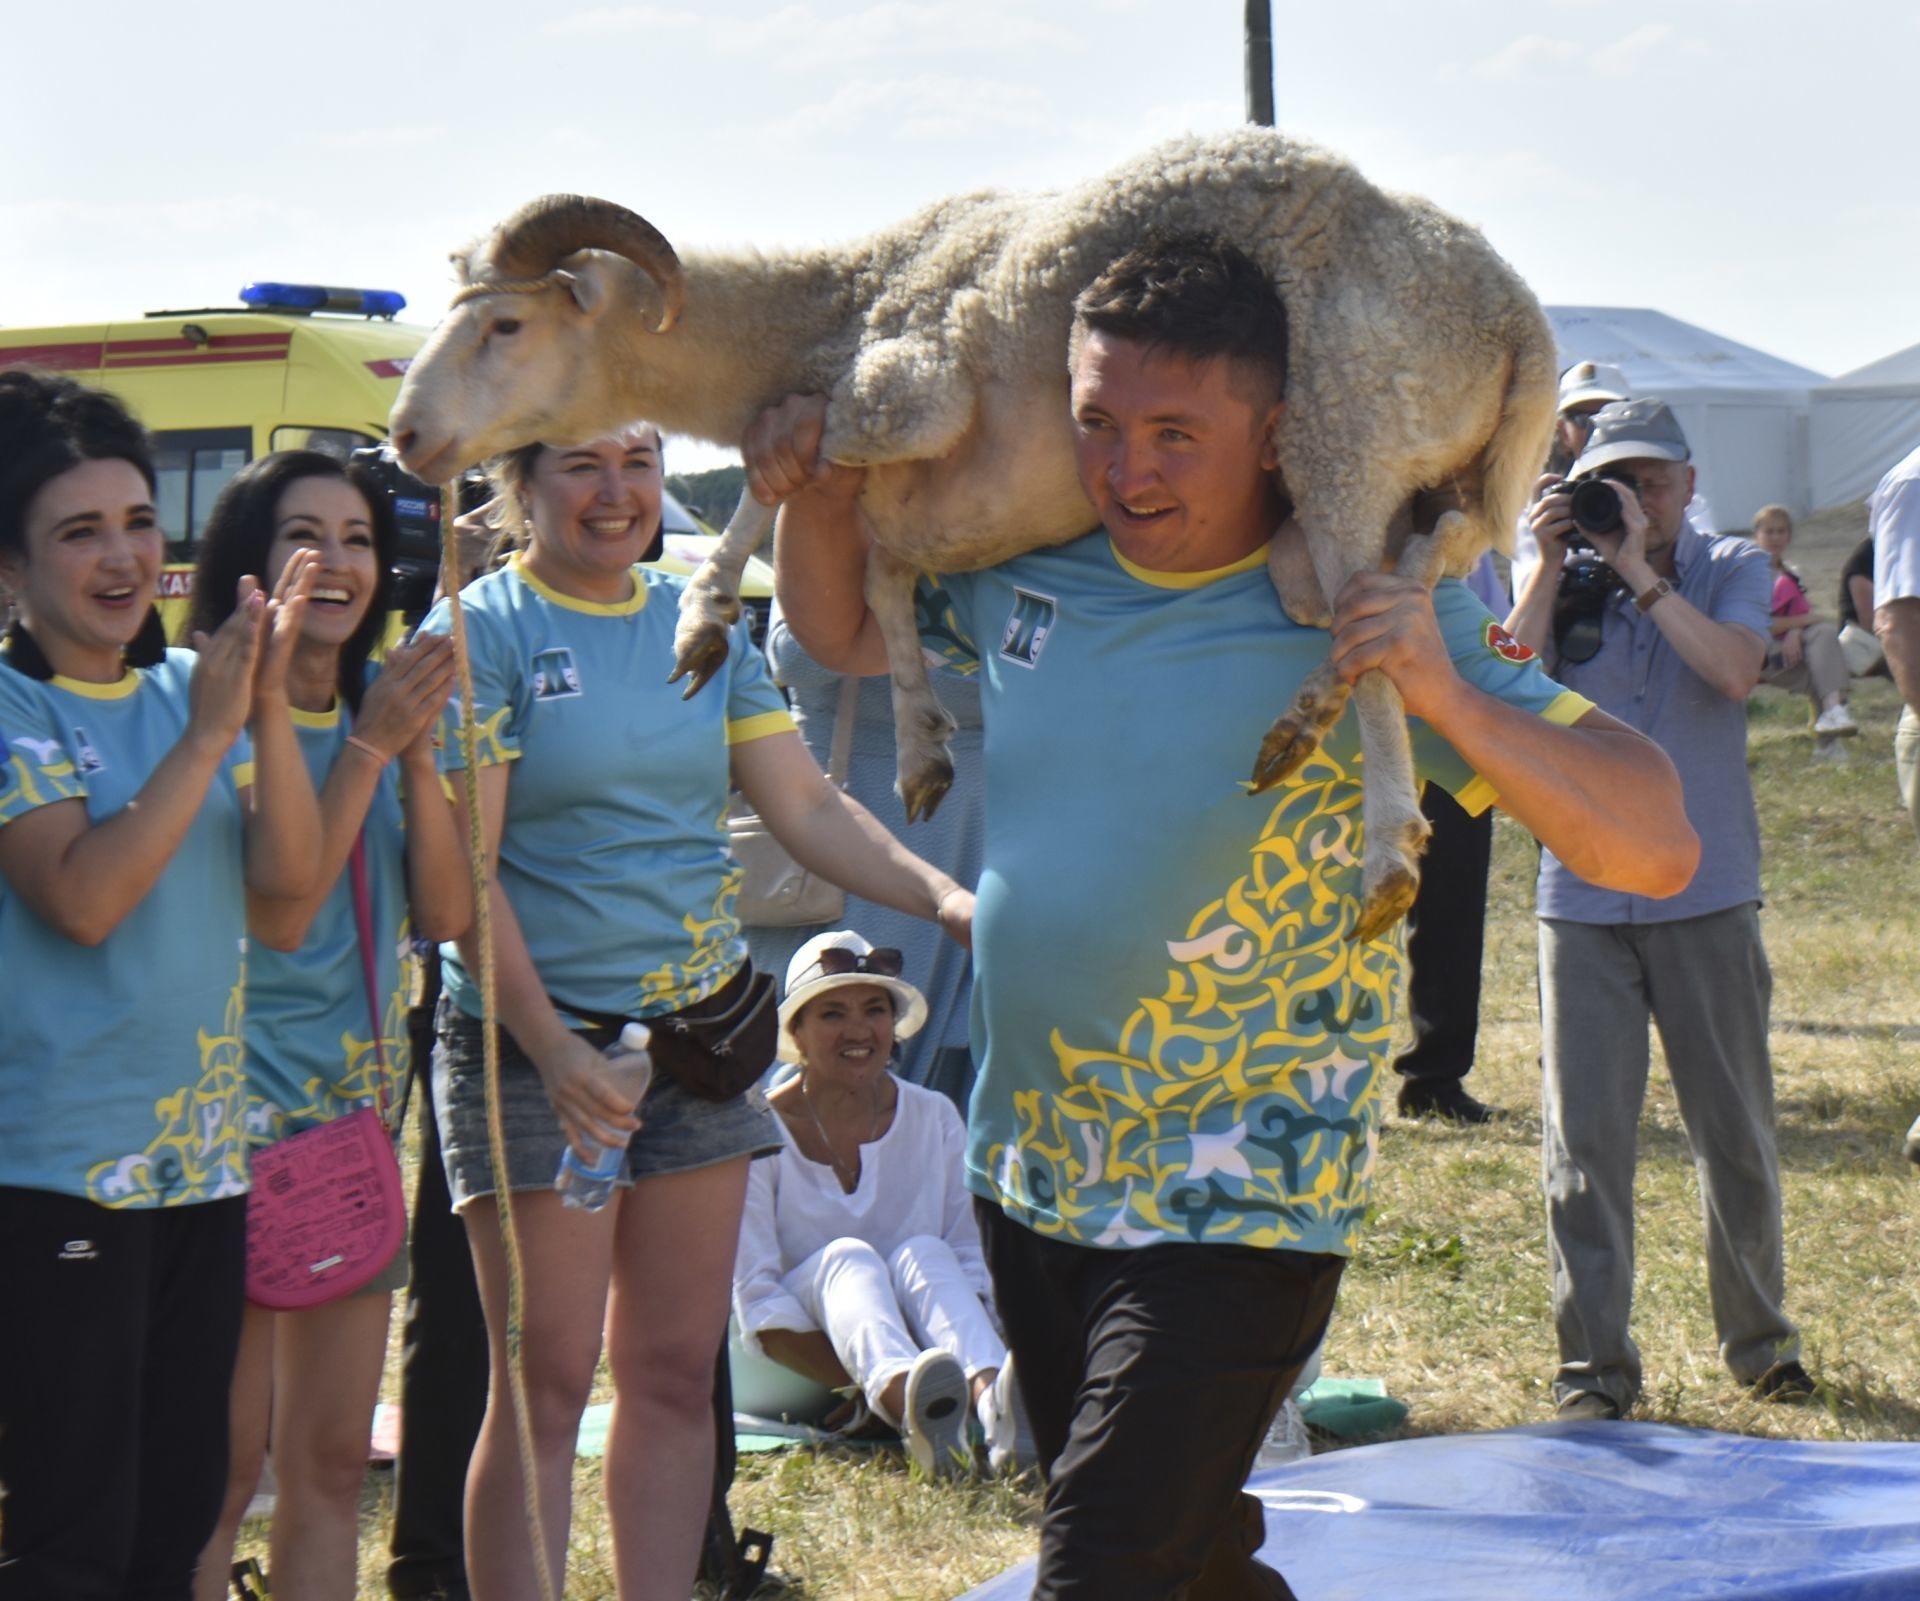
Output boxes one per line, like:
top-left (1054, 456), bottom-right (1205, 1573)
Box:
top-left (442, 482), bottom-right (559, 1601)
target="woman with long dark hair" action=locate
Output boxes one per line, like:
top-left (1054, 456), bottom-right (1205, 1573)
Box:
top-left (189, 451), bottom-right (470, 1601)
top-left (0, 370), bottom-right (318, 1598)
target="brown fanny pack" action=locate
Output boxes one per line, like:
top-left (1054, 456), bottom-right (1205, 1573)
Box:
top-left (567, 964), bottom-right (778, 1103)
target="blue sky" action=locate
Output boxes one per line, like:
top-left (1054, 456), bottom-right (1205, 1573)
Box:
top-left (6, 1), bottom-right (1913, 468)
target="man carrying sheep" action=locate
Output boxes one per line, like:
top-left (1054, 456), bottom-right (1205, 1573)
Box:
top-left (757, 234), bottom-right (1697, 1600)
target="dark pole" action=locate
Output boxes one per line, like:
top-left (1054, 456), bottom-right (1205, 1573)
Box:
top-left (1245, 0), bottom-right (1274, 125)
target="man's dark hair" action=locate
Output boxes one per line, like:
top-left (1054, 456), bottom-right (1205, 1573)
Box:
top-left (190, 450), bottom-right (398, 715)
top-left (1072, 232), bottom-right (1289, 402)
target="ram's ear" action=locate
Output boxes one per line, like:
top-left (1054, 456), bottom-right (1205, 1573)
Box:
top-left (556, 259), bottom-right (614, 320)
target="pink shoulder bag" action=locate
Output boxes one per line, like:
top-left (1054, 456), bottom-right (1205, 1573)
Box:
top-left (244, 831), bottom-right (408, 1310)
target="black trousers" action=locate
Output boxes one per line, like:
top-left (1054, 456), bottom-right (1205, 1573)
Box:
top-left (977, 1202), bottom-right (1343, 1601)
top-left (387, 992), bottom-right (490, 1601)
top-left (1392, 784), bottom-right (1494, 1086)
top-left (0, 1188), bottom-right (246, 1601)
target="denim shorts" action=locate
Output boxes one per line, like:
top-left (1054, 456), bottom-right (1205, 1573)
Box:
top-left (432, 995), bottom-right (781, 1208)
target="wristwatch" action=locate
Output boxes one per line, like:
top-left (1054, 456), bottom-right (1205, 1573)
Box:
top-left (1633, 578), bottom-right (1674, 613)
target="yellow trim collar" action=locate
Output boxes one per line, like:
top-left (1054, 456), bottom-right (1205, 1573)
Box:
top-left (289, 701), bottom-right (342, 730)
top-left (1108, 537), bottom-right (1271, 591)
top-left (509, 552), bottom-right (648, 616)
top-left (50, 670), bottom-right (140, 700)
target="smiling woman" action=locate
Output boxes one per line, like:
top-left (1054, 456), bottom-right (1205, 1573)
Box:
top-left (403, 424), bottom-right (973, 1599)
top-left (0, 370), bottom-right (321, 1594)
top-left (185, 451), bottom-right (470, 1601)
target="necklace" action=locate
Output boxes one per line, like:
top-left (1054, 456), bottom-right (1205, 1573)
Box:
top-left (798, 1071), bottom-right (883, 1193)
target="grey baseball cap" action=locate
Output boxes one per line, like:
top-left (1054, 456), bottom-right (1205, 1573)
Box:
top-left (1569, 397), bottom-right (1691, 479)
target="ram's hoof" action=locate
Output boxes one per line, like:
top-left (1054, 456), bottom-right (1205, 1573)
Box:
top-left (668, 626), bottom-right (730, 699)
top-left (1349, 861), bottom-right (1421, 945)
top-left (1249, 714), bottom-right (1322, 794)
top-left (900, 759), bottom-right (954, 824)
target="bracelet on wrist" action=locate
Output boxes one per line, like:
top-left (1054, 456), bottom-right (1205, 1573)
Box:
top-left (344, 734), bottom-right (390, 769)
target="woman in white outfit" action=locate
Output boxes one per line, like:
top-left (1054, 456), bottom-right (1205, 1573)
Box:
top-left (733, 930), bottom-right (1021, 1476)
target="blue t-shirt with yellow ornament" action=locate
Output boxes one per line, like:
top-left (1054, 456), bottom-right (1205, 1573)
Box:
top-left (923, 531), bottom-right (1589, 1256)
top-left (243, 695), bottom-right (416, 1145)
top-left (0, 647), bottom-right (253, 1207)
top-left (420, 555), bottom-right (793, 1022)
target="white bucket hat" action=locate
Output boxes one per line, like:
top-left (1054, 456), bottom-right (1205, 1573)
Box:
top-left (778, 930), bottom-right (928, 1056)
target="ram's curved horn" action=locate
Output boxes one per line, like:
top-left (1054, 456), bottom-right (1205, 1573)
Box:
top-left (488, 195), bottom-right (684, 333)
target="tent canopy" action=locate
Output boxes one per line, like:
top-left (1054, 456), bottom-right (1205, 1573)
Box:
top-left (1810, 339), bottom-right (1920, 509)
top-left (1547, 306), bottom-right (1826, 524)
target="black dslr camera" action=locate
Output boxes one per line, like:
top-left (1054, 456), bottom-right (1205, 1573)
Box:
top-left (1552, 551), bottom-right (1625, 665)
top-left (350, 445), bottom-right (491, 622)
top-left (1565, 477), bottom-right (1626, 548)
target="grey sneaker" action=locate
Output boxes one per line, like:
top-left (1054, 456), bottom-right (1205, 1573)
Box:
top-left (1255, 1398), bottom-right (1312, 1468)
top-left (1554, 1389), bottom-right (1622, 1422)
top-left (1813, 703), bottom-right (1859, 737)
top-left (903, 1349), bottom-right (971, 1478)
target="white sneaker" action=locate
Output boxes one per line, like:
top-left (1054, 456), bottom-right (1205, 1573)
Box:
top-left (1903, 1110), bottom-right (1920, 1166)
top-left (977, 1355), bottom-right (1038, 1475)
top-left (1254, 1398), bottom-right (1312, 1469)
top-left (1813, 703), bottom-right (1859, 737)
top-left (902, 1349), bottom-right (971, 1478)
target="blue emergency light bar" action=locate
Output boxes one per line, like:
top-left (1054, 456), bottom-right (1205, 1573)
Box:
top-left (239, 283), bottom-right (407, 317)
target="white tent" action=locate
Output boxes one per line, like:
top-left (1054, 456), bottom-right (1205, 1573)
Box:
top-left (1809, 340), bottom-right (1920, 509)
top-left (1546, 307), bottom-right (1826, 523)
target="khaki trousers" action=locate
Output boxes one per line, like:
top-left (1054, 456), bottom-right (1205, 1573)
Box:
top-left (1538, 905), bottom-right (1799, 1410)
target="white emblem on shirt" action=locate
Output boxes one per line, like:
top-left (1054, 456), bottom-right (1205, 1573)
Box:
top-left (13, 736), bottom-right (65, 766)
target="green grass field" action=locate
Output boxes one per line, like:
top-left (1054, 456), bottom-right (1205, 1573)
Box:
top-left (232, 500), bottom-right (1920, 1600)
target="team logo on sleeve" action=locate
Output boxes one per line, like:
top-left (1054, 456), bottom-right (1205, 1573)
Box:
top-left (1482, 620), bottom-right (1535, 664)
top-left (68, 727), bottom-right (105, 775)
top-left (529, 647), bottom-right (583, 700)
top-left (999, 588), bottom-right (1058, 669)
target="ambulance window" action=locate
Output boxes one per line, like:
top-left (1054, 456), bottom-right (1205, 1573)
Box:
top-left (151, 428), bottom-right (251, 559)
top-left (153, 444), bottom-right (190, 553)
top-left (271, 427), bottom-right (376, 461)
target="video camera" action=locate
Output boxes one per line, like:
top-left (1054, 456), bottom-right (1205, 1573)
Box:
top-left (350, 444), bottom-right (492, 622)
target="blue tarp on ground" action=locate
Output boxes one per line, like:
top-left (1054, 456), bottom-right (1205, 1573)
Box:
top-left (958, 1423), bottom-right (1920, 1601)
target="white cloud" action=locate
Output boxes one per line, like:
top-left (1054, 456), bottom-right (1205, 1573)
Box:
top-left (543, 5), bottom-right (702, 36)
top-left (319, 125), bottom-right (446, 152)
top-left (1591, 22), bottom-right (1676, 76)
top-left (765, 73), bottom-right (1060, 142)
top-left (1468, 34), bottom-right (1577, 80)
top-left (545, 0), bottom-right (1073, 62)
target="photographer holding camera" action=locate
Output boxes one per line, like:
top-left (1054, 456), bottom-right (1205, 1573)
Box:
top-left (1507, 398), bottom-right (1812, 1419)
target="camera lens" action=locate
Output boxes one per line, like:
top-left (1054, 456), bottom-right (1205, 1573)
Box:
top-left (1568, 477), bottom-right (1623, 537)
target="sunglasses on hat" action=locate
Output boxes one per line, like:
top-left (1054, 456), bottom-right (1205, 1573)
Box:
top-left (808, 946), bottom-right (904, 981)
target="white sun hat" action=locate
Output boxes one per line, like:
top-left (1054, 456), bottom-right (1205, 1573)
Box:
top-left (777, 930), bottom-right (928, 1054)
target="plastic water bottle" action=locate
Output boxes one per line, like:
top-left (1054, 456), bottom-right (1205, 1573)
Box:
top-left (553, 1023), bottom-right (653, 1212)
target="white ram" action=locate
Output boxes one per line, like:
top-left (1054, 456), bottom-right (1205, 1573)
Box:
top-left (390, 126), bottom-right (1557, 940)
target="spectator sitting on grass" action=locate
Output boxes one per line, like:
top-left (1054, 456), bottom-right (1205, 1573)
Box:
top-left (1750, 504), bottom-right (1857, 753)
top-left (732, 931), bottom-right (1027, 1478)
